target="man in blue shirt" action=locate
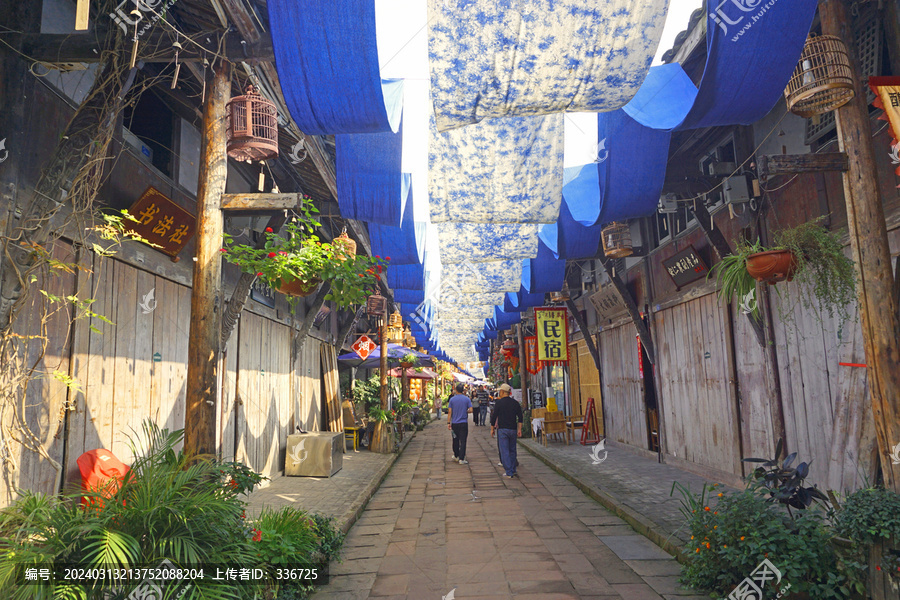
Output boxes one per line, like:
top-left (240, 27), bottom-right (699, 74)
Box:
top-left (447, 383), bottom-right (473, 464)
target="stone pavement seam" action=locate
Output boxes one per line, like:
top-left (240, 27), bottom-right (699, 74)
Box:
top-left (337, 427), bottom-right (418, 535)
top-left (518, 439), bottom-right (689, 563)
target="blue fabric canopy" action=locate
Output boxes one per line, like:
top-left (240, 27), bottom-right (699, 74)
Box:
top-left (393, 288), bottom-right (425, 305)
top-left (677, 0), bottom-right (817, 131)
top-left (487, 307), bottom-right (522, 331)
top-left (368, 187), bottom-right (425, 264)
top-left (387, 262), bottom-right (425, 290)
top-left (268, 0), bottom-right (402, 134)
top-left (503, 286), bottom-right (546, 313)
top-left (522, 240), bottom-right (565, 294)
top-left (539, 163), bottom-right (602, 259)
top-left (336, 127), bottom-right (408, 226)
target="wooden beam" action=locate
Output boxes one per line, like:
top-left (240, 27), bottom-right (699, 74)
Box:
top-left (757, 152), bottom-right (848, 182)
top-left (14, 31), bottom-right (274, 64)
top-left (290, 281), bottom-right (331, 364)
top-left (221, 193), bottom-right (302, 211)
top-left (821, 0), bottom-right (900, 492)
top-left (689, 201), bottom-right (766, 347)
top-left (216, 0), bottom-right (261, 44)
top-left (184, 61), bottom-right (231, 459)
top-left (598, 257), bottom-right (656, 365)
top-left (565, 298), bottom-right (601, 374)
top-left (74, 0), bottom-right (89, 30)
top-left (516, 323), bottom-right (529, 410)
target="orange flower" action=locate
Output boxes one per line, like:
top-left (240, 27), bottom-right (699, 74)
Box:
top-left (723, 544), bottom-right (727, 549)
top-left (696, 548), bottom-right (700, 553)
top-left (706, 542), bottom-right (711, 549)
top-left (718, 493), bottom-right (724, 497)
top-left (690, 535), bottom-right (694, 540)
top-left (740, 536), bottom-right (745, 541)
top-left (713, 525), bottom-right (718, 530)
top-left (704, 506), bottom-right (710, 511)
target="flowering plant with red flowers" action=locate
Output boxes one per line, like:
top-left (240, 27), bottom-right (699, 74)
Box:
top-left (222, 198), bottom-right (388, 308)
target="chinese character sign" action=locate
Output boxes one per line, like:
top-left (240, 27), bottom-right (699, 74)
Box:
top-left (524, 336), bottom-right (542, 374)
top-left (125, 187), bottom-right (197, 259)
top-left (870, 77), bottom-right (900, 181)
top-left (534, 308), bottom-right (568, 364)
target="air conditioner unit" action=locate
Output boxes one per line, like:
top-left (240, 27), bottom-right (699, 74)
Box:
top-left (707, 161), bottom-right (737, 177)
top-left (723, 175), bottom-right (751, 204)
top-left (658, 194), bottom-right (679, 214)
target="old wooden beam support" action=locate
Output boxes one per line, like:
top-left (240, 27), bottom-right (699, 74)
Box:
top-left (184, 61), bottom-right (231, 459)
top-left (757, 152), bottom-right (848, 182)
top-left (221, 193), bottom-right (303, 211)
top-left (516, 323), bottom-right (529, 409)
top-left (290, 281), bottom-right (332, 364)
top-left (565, 298), bottom-right (602, 373)
top-left (598, 257), bottom-right (656, 365)
top-left (689, 201), bottom-right (766, 348)
top-left (16, 31), bottom-right (274, 64)
top-left (216, 0), bottom-right (261, 44)
top-left (821, 0), bottom-right (900, 491)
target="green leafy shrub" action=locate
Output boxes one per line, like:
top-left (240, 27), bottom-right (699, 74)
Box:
top-left (833, 488), bottom-right (900, 590)
top-left (674, 485), bottom-right (849, 598)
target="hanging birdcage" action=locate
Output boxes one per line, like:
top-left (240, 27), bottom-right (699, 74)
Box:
top-left (601, 222), bottom-right (633, 258)
top-left (389, 310), bottom-right (403, 328)
top-left (366, 292), bottom-right (386, 317)
top-left (549, 282), bottom-right (571, 303)
top-left (784, 35), bottom-right (855, 118)
top-left (226, 85), bottom-right (279, 162)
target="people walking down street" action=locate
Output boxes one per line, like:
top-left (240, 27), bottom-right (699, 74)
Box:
top-left (490, 383), bottom-right (523, 478)
top-left (471, 391), bottom-right (481, 426)
top-left (447, 384), bottom-right (472, 464)
top-left (475, 386), bottom-right (490, 426)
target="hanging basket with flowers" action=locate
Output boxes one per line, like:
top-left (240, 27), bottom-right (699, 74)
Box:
top-left (221, 199), bottom-right (389, 308)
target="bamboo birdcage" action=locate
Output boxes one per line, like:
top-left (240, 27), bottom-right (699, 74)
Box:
top-left (333, 229), bottom-right (357, 261)
top-left (601, 222), bottom-right (633, 258)
top-left (389, 311), bottom-right (403, 328)
top-left (784, 35), bottom-right (855, 118)
top-left (226, 85), bottom-right (279, 162)
top-left (366, 292), bottom-right (386, 317)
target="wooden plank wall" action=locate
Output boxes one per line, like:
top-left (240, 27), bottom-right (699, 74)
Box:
top-left (320, 344), bottom-right (343, 434)
top-left (0, 243), bottom-right (76, 504)
top-left (654, 293), bottom-right (742, 476)
top-left (769, 280), bottom-right (875, 492)
top-left (293, 338), bottom-right (322, 433)
top-left (568, 342), bottom-right (581, 417)
top-left (234, 311), bottom-right (292, 478)
top-left (598, 324), bottom-right (646, 448)
top-left (576, 340), bottom-right (603, 432)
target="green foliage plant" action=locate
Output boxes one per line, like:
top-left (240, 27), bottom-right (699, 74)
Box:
top-left (707, 239), bottom-right (765, 318)
top-left (222, 198), bottom-right (388, 308)
top-left (834, 487), bottom-right (900, 589)
top-left (673, 484), bottom-right (849, 598)
top-left (773, 218), bottom-right (856, 324)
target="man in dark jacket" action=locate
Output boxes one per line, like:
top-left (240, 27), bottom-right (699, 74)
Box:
top-left (490, 383), bottom-right (522, 478)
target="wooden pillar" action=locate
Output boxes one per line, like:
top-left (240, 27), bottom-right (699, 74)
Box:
top-left (820, 0), bottom-right (900, 491)
top-left (184, 61), bottom-right (231, 458)
top-left (371, 319), bottom-right (392, 453)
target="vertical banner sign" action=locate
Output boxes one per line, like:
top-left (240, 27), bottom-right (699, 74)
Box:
top-left (534, 308), bottom-right (569, 365)
top-left (869, 77), bottom-right (900, 184)
top-left (637, 334), bottom-right (644, 379)
top-left (525, 336), bottom-right (542, 374)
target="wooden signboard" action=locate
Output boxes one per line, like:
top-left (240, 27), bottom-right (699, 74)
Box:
top-left (125, 186), bottom-right (197, 260)
top-left (250, 278), bottom-right (275, 308)
top-left (590, 285), bottom-right (626, 321)
top-left (662, 245), bottom-right (708, 288)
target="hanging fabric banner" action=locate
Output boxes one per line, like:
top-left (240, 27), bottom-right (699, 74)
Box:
top-left (534, 307), bottom-right (568, 365)
top-left (525, 336), bottom-right (542, 375)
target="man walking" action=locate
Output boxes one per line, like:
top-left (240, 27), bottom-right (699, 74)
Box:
top-left (447, 383), bottom-right (472, 464)
top-left (471, 389), bottom-right (480, 426)
top-left (490, 383), bottom-right (522, 478)
top-left (475, 386), bottom-right (490, 426)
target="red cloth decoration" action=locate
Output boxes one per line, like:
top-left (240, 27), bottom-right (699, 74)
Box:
top-left (77, 449), bottom-right (131, 509)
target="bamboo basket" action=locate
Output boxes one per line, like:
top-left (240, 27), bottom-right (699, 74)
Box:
top-left (784, 35), bottom-right (855, 118)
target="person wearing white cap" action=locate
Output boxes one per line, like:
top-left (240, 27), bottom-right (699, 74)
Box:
top-left (490, 383), bottom-right (522, 478)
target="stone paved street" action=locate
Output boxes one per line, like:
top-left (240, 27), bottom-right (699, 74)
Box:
top-left (311, 420), bottom-right (708, 600)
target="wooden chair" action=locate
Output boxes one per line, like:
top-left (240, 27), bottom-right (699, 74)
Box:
top-left (542, 411), bottom-right (568, 446)
top-left (342, 400), bottom-right (364, 452)
top-left (530, 408), bottom-right (547, 441)
top-left (566, 413), bottom-right (585, 444)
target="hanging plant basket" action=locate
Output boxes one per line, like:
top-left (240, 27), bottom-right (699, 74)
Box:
top-left (226, 85), bottom-right (279, 162)
top-left (601, 222), bottom-right (633, 258)
top-left (784, 35), bottom-right (855, 118)
top-left (277, 276), bottom-right (322, 297)
top-left (746, 249), bottom-right (798, 284)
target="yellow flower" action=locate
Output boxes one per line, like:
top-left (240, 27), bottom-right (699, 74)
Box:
top-left (691, 535), bottom-right (694, 540)
top-left (713, 525), bottom-right (718, 530)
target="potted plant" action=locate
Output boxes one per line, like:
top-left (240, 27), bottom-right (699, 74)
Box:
top-left (222, 199), bottom-right (388, 308)
top-left (709, 218), bottom-right (855, 323)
